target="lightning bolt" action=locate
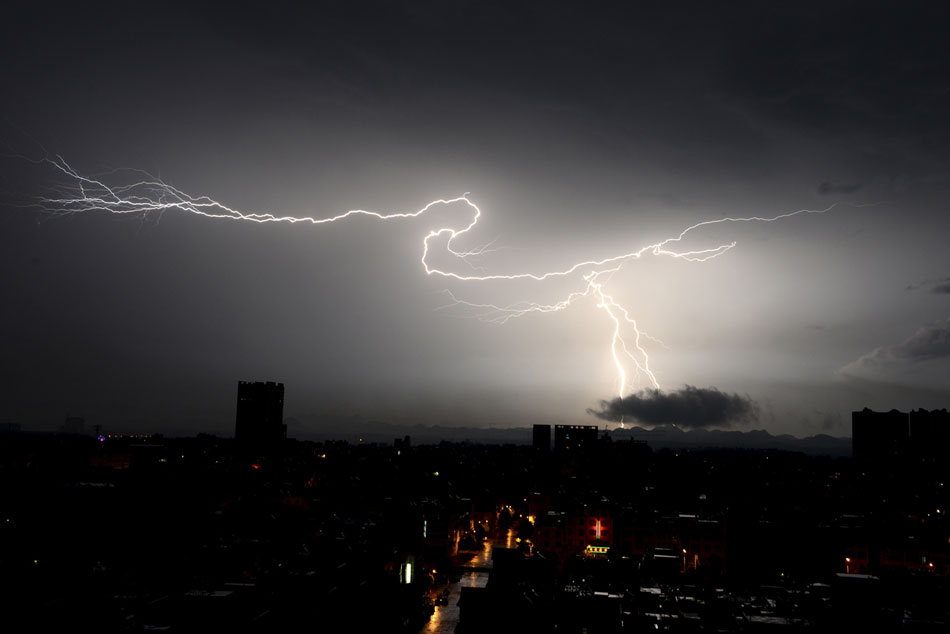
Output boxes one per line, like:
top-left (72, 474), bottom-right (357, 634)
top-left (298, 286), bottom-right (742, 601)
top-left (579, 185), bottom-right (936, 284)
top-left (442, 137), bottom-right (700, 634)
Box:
top-left (30, 155), bottom-right (832, 398)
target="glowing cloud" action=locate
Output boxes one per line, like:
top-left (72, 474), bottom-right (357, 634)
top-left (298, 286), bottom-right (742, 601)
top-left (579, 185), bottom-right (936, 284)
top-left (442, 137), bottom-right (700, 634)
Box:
top-left (31, 155), bottom-right (831, 398)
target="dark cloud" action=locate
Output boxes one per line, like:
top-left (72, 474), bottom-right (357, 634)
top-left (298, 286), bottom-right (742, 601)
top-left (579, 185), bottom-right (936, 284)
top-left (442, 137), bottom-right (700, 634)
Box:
top-left (817, 181), bottom-right (863, 195)
top-left (840, 317), bottom-right (950, 379)
top-left (587, 385), bottom-right (758, 429)
top-left (931, 280), bottom-right (950, 294)
top-left (722, 3), bottom-right (950, 172)
top-left (905, 277), bottom-right (950, 294)
top-left (893, 319), bottom-right (950, 361)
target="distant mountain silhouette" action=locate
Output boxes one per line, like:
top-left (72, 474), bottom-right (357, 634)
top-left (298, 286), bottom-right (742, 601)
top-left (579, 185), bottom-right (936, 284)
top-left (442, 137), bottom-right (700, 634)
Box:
top-left (285, 417), bottom-right (850, 456)
top-left (609, 424), bottom-right (850, 456)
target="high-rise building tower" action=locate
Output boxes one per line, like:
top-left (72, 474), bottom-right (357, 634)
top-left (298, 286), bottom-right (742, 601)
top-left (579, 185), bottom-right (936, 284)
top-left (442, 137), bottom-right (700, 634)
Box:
top-left (60, 416), bottom-right (85, 435)
top-left (554, 424), bottom-right (598, 452)
top-left (533, 424), bottom-right (551, 452)
top-left (852, 408), bottom-right (907, 462)
top-left (235, 381), bottom-right (286, 446)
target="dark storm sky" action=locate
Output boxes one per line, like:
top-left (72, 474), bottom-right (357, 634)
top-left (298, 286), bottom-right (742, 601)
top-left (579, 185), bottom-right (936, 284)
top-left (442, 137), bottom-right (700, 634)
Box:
top-left (2, 1), bottom-right (949, 436)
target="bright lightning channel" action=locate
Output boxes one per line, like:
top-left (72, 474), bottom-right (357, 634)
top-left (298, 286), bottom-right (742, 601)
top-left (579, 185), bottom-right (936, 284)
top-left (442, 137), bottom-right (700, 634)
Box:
top-left (33, 155), bottom-right (831, 399)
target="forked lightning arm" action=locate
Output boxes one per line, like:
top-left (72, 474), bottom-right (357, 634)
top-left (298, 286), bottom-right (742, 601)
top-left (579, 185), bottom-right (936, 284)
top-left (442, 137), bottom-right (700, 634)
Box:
top-left (34, 155), bottom-right (831, 398)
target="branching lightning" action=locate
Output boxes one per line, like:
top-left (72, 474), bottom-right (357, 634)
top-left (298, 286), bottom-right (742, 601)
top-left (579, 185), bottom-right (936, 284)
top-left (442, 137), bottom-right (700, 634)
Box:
top-left (31, 155), bottom-right (832, 398)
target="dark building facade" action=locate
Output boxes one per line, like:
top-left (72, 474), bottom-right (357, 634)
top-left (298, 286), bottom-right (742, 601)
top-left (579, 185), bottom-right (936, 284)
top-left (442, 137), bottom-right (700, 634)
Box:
top-left (554, 424), bottom-right (598, 452)
top-left (909, 408), bottom-right (950, 463)
top-left (61, 416), bottom-right (85, 435)
top-left (533, 424), bottom-right (551, 452)
top-left (853, 407), bottom-right (950, 464)
top-left (852, 408), bottom-right (907, 462)
top-left (235, 381), bottom-right (286, 446)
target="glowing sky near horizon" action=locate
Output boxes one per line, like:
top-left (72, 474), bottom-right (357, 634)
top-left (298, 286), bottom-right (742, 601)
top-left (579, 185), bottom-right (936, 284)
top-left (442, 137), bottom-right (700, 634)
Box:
top-left (30, 154), bottom-right (839, 402)
top-left (2, 1), bottom-right (949, 436)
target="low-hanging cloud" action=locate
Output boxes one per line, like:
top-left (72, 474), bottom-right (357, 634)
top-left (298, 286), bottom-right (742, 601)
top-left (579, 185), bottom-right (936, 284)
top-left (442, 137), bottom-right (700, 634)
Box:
top-left (906, 277), bottom-right (950, 294)
top-left (840, 317), bottom-right (950, 379)
top-left (587, 385), bottom-right (758, 428)
top-left (817, 181), bottom-right (863, 195)
top-left (931, 279), bottom-right (950, 294)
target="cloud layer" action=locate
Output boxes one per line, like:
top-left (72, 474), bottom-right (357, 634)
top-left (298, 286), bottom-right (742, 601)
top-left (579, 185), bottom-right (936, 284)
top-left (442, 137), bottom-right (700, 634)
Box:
top-left (931, 280), bottom-right (950, 295)
top-left (588, 385), bottom-right (758, 429)
top-left (840, 317), bottom-right (950, 380)
top-left (906, 277), bottom-right (950, 294)
top-left (817, 181), bottom-right (863, 195)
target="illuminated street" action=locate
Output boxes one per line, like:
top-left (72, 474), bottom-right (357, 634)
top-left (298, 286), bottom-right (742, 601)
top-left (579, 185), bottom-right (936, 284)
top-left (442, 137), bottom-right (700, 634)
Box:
top-left (421, 530), bottom-right (514, 633)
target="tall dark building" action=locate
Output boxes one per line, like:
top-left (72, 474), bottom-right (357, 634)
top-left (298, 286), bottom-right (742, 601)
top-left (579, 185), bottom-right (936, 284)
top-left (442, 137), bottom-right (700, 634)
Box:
top-left (852, 408), bottom-right (908, 462)
top-left (554, 424), bottom-right (598, 452)
top-left (235, 381), bottom-right (286, 446)
top-left (60, 417), bottom-right (85, 435)
top-left (533, 424), bottom-right (551, 452)
top-left (909, 408), bottom-right (950, 463)
top-left (853, 408), bottom-right (950, 465)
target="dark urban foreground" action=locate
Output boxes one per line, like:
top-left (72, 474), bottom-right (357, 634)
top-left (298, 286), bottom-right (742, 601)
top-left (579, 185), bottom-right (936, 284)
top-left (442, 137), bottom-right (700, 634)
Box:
top-left (1, 428), bottom-right (948, 632)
